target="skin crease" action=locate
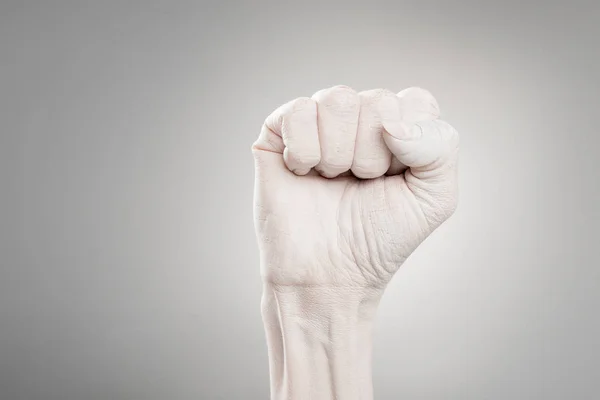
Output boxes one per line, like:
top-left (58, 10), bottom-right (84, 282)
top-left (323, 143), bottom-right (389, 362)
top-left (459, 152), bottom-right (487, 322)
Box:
top-left (252, 85), bottom-right (459, 400)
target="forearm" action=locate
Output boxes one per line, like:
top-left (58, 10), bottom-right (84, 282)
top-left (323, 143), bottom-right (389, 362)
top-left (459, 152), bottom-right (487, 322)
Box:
top-left (261, 284), bottom-right (383, 400)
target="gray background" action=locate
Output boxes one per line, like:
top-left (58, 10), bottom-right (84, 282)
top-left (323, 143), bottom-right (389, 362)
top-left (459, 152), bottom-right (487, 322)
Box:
top-left (1, 1), bottom-right (599, 399)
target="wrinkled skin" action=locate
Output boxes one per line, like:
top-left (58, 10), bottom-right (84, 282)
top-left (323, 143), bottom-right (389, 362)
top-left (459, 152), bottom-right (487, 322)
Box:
top-left (252, 86), bottom-right (459, 289)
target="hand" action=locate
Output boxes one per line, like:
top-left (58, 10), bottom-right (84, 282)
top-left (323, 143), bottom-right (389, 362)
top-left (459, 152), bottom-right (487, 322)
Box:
top-left (252, 85), bottom-right (459, 400)
top-left (253, 85), bottom-right (459, 287)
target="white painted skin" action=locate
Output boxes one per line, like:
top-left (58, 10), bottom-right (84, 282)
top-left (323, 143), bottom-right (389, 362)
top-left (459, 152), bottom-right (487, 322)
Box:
top-left (252, 85), bottom-right (459, 400)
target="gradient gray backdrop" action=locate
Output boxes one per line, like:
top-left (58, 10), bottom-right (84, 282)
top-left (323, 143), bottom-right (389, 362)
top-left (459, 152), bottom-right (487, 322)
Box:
top-left (1, 1), bottom-right (599, 399)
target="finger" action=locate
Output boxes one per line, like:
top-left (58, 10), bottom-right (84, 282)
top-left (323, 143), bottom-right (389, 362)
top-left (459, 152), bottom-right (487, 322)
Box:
top-left (254, 97), bottom-right (321, 175)
top-left (351, 89), bottom-right (393, 179)
top-left (311, 85), bottom-right (360, 178)
top-left (385, 87), bottom-right (440, 176)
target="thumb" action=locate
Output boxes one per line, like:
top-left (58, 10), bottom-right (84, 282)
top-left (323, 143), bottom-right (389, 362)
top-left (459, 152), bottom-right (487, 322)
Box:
top-left (379, 90), bottom-right (460, 227)
top-left (379, 90), bottom-right (458, 169)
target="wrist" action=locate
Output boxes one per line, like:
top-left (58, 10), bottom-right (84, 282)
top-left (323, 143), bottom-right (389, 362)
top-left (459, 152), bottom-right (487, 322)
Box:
top-left (261, 284), bottom-right (384, 400)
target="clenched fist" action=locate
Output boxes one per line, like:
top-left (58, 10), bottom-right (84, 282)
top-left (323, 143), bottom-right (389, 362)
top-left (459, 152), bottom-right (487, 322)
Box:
top-left (252, 85), bottom-right (459, 400)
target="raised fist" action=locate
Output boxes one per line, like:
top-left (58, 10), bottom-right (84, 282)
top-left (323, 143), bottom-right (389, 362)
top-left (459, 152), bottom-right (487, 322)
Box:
top-left (252, 85), bottom-right (459, 400)
top-left (252, 85), bottom-right (459, 288)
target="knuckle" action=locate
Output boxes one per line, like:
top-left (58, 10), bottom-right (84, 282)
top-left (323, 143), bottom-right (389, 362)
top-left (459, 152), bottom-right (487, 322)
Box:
top-left (314, 85), bottom-right (359, 109)
top-left (399, 86), bottom-right (435, 99)
top-left (398, 87), bottom-right (438, 107)
top-left (291, 97), bottom-right (317, 114)
top-left (359, 88), bottom-right (394, 106)
top-left (398, 87), bottom-right (440, 119)
top-left (329, 84), bottom-right (356, 94)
